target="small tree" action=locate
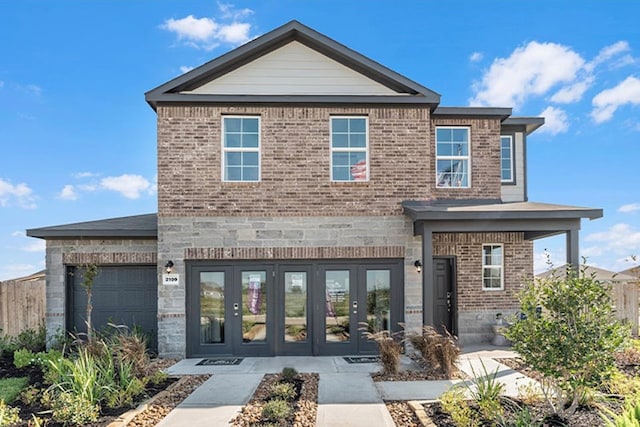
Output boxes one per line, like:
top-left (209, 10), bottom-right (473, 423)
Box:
top-left (81, 264), bottom-right (99, 341)
top-left (506, 267), bottom-right (629, 417)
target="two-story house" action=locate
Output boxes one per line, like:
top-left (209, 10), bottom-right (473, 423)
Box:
top-left (27, 21), bottom-right (601, 358)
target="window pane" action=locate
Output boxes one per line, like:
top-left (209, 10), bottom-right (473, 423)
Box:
top-left (284, 272), bottom-right (307, 342)
top-left (349, 118), bottom-right (366, 133)
top-left (332, 118), bottom-right (348, 132)
top-left (224, 117), bottom-right (241, 132)
top-left (332, 166), bottom-right (350, 181)
top-left (225, 133), bottom-right (241, 148)
top-left (437, 142), bottom-right (452, 156)
top-left (226, 152), bottom-right (241, 166)
top-left (365, 270), bottom-right (390, 333)
top-left (242, 271), bottom-right (267, 343)
top-left (452, 128), bottom-right (468, 142)
top-left (243, 167), bottom-right (259, 181)
top-left (333, 152), bottom-right (350, 166)
top-left (437, 159), bottom-right (468, 187)
top-left (242, 133), bottom-right (259, 148)
top-left (325, 270), bottom-right (350, 343)
top-left (436, 128), bottom-right (452, 141)
top-left (225, 166), bottom-right (242, 181)
top-left (332, 133), bottom-right (349, 148)
top-left (243, 152), bottom-right (259, 166)
top-left (200, 272), bottom-right (225, 344)
top-left (350, 133), bottom-right (366, 148)
top-left (242, 118), bottom-right (259, 133)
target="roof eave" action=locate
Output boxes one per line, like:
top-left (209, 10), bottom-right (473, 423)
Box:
top-left (433, 106), bottom-right (513, 121)
top-left (26, 229), bottom-right (158, 239)
top-left (503, 117), bottom-right (545, 135)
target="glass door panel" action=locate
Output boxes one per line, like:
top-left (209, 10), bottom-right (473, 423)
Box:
top-left (364, 270), bottom-right (391, 334)
top-left (284, 272), bottom-right (307, 343)
top-left (324, 270), bottom-right (351, 343)
top-left (241, 271), bottom-right (267, 344)
top-left (200, 272), bottom-right (225, 344)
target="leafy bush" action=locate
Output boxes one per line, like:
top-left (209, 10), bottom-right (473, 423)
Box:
top-left (505, 269), bottom-right (629, 417)
top-left (271, 382), bottom-right (296, 401)
top-left (281, 367), bottom-right (299, 382)
top-left (0, 400), bottom-right (21, 427)
top-left (104, 360), bottom-right (146, 408)
top-left (0, 377), bottom-right (29, 404)
top-left (408, 325), bottom-right (460, 377)
top-left (0, 324), bottom-right (46, 358)
top-left (605, 370), bottom-right (640, 400)
top-left (49, 391), bottom-right (100, 426)
top-left (261, 399), bottom-right (293, 422)
top-left (13, 348), bottom-right (36, 369)
top-left (440, 387), bottom-right (478, 427)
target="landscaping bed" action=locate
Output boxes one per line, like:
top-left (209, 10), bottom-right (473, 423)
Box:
top-left (230, 369), bottom-right (318, 427)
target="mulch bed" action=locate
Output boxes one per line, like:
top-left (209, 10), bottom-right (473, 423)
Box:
top-left (230, 372), bottom-right (319, 426)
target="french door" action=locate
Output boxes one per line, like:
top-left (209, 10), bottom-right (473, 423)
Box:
top-left (187, 260), bottom-right (403, 357)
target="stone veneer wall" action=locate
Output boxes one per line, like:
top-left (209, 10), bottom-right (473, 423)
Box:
top-left (433, 232), bottom-right (533, 343)
top-left (44, 239), bottom-right (157, 347)
top-left (157, 215), bottom-right (422, 357)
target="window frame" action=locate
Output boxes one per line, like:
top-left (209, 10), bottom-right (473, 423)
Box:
top-left (500, 135), bottom-right (515, 184)
top-left (435, 126), bottom-right (471, 188)
top-left (330, 116), bottom-right (369, 182)
top-left (482, 244), bottom-right (504, 291)
top-left (221, 115), bottom-right (261, 182)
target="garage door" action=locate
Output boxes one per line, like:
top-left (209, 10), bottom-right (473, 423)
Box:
top-left (68, 265), bottom-right (157, 351)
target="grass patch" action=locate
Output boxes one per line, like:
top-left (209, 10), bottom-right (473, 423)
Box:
top-left (0, 377), bottom-right (29, 403)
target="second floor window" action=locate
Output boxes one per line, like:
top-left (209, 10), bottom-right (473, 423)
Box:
top-left (331, 117), bottom-right (368, 181)
top-left (501, 135), bottom-right (514, 183)
top-left (222, 116), bottom-right (260, 182)
top-left (436, 127), bottom-right (470, 188)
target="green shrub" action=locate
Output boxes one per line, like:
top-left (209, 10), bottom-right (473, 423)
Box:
top-left (281, 367), bottom-right (298, 382)
top-left (49, 391), bottom-right (100, 426)
top-left (0, 377), bottom-right (29, 404)
top-left (0, 400), bottom-right (21, 427)
top-left (13, 348), bottom-right (36, 369)
top-left (262, 399), bottom-right (293, 422)
top-left (104, 360), bottom-right (146, 408)
top-left (469, 361), bottom-right (505, 421)
top-left (505, 269), bottom-right (629, 417)
top-left (12, 325), bottom-right (46, 353)
top-left (440, 387), bottom-right (478, 427)
top-left (147, 368), bottom-right (169, 385)
top-left (271, 382), bottom-right (296, 401)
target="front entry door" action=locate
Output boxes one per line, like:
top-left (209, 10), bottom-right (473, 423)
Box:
top-left (433, 258), bottom-right (455, 334)
top-left (188, 264), bottom-right (274, 357)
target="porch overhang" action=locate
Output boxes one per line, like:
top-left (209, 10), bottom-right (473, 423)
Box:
top-left (402, 200), bottom-right (603, 328)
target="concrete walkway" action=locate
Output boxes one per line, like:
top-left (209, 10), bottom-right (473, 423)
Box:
top-left (157, 345), bottom-right (532, 427)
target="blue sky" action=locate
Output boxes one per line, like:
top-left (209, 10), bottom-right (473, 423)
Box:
top-left (1, 1), bottom-right (639, 280)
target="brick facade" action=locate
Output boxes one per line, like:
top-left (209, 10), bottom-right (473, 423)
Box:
top-left (157, 105), bottom-right (503, 217)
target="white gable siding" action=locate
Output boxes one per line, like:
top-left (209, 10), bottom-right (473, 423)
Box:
top-left (185, 41), bottom-right (403, 96)
top-left (501, 131), bottom-right (526, 202)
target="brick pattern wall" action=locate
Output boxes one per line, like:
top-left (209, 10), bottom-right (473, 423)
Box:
top-left (157, 106), bottom-right (504, 217)
top-left (185, 245), bottom-right (404, 260)
top-left (431, 117), bottom-right (502, 200)
top-left (433, 232), bottom-right (533, 310)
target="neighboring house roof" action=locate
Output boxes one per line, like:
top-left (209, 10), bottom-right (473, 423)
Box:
top-left (26, 214), bottom-right (158, 239)
top-left (620, 266), bottom-right (640, 278)
top-left (537, 264), bottom-right (638, 283)
top-left (145, 20), bottom-right (441, 109)
top-left (402, 200), bottom-right (603, 240)
top-left (1, 270), bottom-right (46, 283)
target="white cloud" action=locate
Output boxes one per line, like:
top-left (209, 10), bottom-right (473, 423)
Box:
top-left (58, 184), bottom-right (77, 200)
top-left (73, 171), bottom-right (99, 179)
top-left (537, 106), bottom-right (569, 134)
top-left (0, 264), bottom-right (40, 281)
top-left (585, 41), bottom-right (631, 72)
top-left (11, 231), bottom-right (23, 237)
top-left (100, 174), bottom-right (152, 199)
top-left (161, 4), bottom-right (254, 50)
top-left (0, 178), bottom-right (36, 209)
top-left (619, 203), bottom-right (640, 213)
top-left (585, 223), bottom-right (640, 255)
top-left (469, 52), bottom-right (483, 62)
top-left (550, 76), bottom-right (594, 103)
top-left (179, 65), bottom-right (195, 74)
top-left (534, 248), bottom-right (566, 274)
top-left (591, 76), bottom-right (640, 123)
top-left (25, 84), bottom-right (42, 96)
top-left (470, 41), bottom-right (585, 108)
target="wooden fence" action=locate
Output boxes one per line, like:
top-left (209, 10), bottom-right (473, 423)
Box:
top-left (0, 274), bottom-right (46, 337)
top-left (612, 281), bottom-right (639, 336)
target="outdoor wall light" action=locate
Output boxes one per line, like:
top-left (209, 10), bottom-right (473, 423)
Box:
top-left (414, 260), bottom-right (422, 274)
top-left (165, 260), bottom-right (174, 274)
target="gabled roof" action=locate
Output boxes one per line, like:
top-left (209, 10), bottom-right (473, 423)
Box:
top-left (27, 214), bottom-right (158, 239)
top-left (145, 20), bottom-right (441, 109)
top-left (620, 265), bottom-right (640, 278)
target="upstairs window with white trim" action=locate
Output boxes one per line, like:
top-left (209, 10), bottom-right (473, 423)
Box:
top-left (222, 116), bottom-right (260, 182)
top-left (482, 244), bottom-right (504, 290)
top-left (331, 117), bottom-right (368, 182)
top-left (501, 135), bottom-right (514, 183)
top-left (436, 127), bottom-right (470, 188)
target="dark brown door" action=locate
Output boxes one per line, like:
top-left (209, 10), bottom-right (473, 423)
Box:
top-left (433, 258), bottom-right (455, 334)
